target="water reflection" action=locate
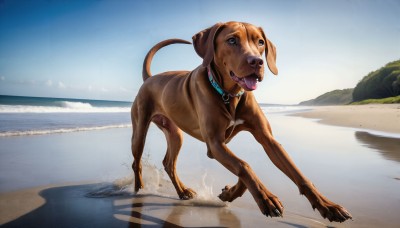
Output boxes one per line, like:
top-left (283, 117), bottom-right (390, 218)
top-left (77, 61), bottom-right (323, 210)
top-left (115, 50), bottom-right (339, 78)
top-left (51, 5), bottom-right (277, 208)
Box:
top-left (354, 131), bottom-right (400, 163)
top-left (2, 184), bottom-right (239, 228)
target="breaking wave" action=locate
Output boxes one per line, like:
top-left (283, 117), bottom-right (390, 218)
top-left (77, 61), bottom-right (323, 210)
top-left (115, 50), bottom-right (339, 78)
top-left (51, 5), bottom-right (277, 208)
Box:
top-left (0, 124), bottom-right (131, 137)
top-left (0, 102), bottom-right (130, 113)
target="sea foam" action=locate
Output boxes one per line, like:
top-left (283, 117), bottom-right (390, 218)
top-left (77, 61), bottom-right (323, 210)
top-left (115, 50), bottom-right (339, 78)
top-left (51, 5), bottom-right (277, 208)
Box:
top-left (0, 102), bottom-right (130, 113)
top-left (0, 124), bottom-right (131, 137)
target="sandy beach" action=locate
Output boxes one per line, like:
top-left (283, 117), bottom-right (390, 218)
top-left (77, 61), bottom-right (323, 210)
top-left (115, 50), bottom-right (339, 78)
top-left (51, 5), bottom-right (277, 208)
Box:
top-left (1, 107), bottom-right (400, 227)
top-left (292, 104), bottom-right (400, 134)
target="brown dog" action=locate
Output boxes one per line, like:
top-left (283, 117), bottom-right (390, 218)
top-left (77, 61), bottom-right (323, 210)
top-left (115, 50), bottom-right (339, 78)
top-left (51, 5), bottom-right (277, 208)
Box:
top-left (131, 21), bottom-right (352, 222)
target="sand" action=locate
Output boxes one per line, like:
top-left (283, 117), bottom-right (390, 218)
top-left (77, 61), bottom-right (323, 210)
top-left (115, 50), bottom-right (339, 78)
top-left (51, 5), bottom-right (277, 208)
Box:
top-left (0, 183), bottom-right (331, 227)
top-left (292, 104), bottom-right (400, 134)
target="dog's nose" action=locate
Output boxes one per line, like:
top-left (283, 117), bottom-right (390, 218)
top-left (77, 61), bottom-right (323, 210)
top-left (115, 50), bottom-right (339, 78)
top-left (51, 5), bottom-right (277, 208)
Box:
top-left (247, 56), bottom-right (263, 68)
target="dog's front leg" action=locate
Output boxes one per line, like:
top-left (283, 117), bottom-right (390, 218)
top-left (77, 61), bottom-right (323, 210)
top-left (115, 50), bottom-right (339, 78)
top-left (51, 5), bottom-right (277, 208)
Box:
top-left (249, 116), bottom-right (352, 222)
top-left (207, 140), bottom-right (284, 217)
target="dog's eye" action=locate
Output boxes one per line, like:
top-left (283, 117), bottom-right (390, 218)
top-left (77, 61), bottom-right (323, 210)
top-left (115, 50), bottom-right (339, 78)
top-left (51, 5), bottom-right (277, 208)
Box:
top-left (227, 37), bottom-right (237, 45)
top-left (258, 39), bottom-right (265, 46)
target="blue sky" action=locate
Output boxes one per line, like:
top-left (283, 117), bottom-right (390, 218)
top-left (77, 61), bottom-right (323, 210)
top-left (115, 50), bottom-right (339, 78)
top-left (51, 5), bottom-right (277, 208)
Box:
top-left (0, 0), bottom-right (399, 104)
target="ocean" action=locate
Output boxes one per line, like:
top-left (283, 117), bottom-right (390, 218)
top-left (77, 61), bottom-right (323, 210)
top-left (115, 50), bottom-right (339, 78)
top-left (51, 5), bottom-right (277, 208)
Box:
top-left (0, 95), bottom-right (132, 137)
top-left (0, 95), bottom-right (306, 137)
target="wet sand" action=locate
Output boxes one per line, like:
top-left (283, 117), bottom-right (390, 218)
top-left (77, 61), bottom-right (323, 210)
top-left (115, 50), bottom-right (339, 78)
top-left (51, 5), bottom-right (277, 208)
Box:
top-left (0, 183), bottom-right (330, 227)
top-left (1, 112), bottom-right (400, 227)
top-left (292, 104), bottom-right (400, 134)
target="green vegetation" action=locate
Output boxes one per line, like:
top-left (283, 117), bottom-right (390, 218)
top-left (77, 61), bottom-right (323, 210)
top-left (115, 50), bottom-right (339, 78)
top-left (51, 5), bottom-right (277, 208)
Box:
top-left (299, 89), bottom-right (353, 106)
top-left (350, 96), bottom-right (400, 105)
top-left (352, 60), bottom-right (400, 102)
top-left (299, 60), bottom-right (400, 106)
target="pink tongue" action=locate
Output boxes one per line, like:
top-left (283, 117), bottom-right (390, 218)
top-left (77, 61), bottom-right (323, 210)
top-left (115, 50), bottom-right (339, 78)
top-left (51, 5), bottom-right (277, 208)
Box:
top-left (244, 76), bottom-right (258, 90)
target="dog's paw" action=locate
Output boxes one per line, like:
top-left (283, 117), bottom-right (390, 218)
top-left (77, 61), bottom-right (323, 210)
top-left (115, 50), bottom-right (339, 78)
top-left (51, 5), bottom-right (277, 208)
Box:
top-left (179, 188), bottom-right (197, 200)
top-left (313, 200), bottom-right (352, 223)
top-left (218, 185), bottom-right (234, 202)
top-left (300, 183), bottom-right (352, 222)
top-left (257, 193), bottom-right (284, 218)
top-left (134, 183), bottom-right (143, 193)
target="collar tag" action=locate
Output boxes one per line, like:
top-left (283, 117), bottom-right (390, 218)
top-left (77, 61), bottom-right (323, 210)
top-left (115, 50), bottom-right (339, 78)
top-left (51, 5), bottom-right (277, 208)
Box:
top-left (207, 68), bottom-right (244, 104)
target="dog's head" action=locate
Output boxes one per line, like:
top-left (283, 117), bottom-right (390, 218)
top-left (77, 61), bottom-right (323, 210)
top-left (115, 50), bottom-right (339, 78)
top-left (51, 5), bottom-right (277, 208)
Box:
top-left (193, 21), bottom-right (278, 91)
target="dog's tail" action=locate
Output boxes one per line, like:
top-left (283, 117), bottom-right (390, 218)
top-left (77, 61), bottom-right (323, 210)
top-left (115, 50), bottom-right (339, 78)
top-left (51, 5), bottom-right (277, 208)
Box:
top-left (142, 39), bottom-right (192, 81)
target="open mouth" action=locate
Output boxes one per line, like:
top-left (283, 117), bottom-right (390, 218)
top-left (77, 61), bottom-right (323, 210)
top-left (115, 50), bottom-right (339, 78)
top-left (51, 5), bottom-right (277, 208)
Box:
top-left (230, 71), bottom-right (260, 91)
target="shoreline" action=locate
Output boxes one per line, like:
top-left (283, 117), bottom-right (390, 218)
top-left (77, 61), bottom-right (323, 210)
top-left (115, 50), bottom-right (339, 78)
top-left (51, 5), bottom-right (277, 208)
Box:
top-left (291, 104), bottom-right (400, 135)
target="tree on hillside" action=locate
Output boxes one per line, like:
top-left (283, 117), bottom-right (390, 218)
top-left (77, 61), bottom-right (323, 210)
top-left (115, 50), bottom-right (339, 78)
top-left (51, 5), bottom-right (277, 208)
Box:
top-left (393, 74), bottom-right (400, 95)
top-left (353, 60), bottom-right (400, 102)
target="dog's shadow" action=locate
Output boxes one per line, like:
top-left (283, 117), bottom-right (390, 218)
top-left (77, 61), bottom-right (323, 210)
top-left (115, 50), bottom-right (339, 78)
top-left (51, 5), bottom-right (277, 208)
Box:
top-left (2, 183), bottom-right (239, 228)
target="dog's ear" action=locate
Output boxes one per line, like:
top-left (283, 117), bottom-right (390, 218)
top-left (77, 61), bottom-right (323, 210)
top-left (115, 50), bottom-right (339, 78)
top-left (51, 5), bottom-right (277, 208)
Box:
top-left (192, 23), bottom-right (224, 67)
top-left (259, 28), bottom-right (278, 75)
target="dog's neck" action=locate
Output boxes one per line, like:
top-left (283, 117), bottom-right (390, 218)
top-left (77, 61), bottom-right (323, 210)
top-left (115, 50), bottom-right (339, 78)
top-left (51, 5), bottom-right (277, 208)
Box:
top-left (210, 63), bottom-right (243, 96)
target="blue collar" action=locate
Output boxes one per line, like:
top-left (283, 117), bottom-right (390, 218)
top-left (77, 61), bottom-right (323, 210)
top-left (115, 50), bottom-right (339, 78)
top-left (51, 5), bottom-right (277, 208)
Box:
top-left (207, 67), bottom-right (244, 104)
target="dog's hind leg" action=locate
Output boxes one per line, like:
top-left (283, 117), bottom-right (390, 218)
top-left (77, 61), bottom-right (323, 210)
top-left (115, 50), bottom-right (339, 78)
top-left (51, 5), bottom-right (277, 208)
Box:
top-left (131, 104), bottom-right (152, 193)
top-left (152, 114), bottom-right (197, 200)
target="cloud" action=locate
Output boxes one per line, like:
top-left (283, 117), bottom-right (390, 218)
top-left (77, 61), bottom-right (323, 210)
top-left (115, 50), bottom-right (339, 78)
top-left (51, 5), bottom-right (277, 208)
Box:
top-left (0, 76), bottom-right (5, 81)
top-left (119, 86), bottom-right (131, 93)
top-left (46, 80), bottom-right (53, 87)
top-left (100, 87), bottom-right (108, 92)
top-left (58, 81), bottom-right (66, 89)
top-left (16, 79), bottom-right (36, 85)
